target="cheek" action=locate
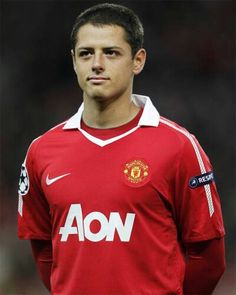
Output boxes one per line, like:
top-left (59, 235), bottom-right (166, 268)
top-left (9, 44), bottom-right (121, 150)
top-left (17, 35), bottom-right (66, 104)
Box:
top-left (75, 68), bottom-right (86, 87)
top-left (115, 67), bottom-right (133, 84)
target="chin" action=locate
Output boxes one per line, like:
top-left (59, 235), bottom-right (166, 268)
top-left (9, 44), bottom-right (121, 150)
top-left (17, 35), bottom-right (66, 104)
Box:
top-left (86, 88), bottom-right (124, 104)
top-left (91, 94), bottom-right (107, 101)
top-left (89, 90), bottom-right (110, 102)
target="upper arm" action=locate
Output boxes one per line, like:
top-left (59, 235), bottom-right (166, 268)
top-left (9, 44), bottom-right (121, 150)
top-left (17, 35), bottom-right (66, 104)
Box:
top-left (18, 138), bottom-right (51, 240)
top-left (174, 135), bottom-right (225, 243)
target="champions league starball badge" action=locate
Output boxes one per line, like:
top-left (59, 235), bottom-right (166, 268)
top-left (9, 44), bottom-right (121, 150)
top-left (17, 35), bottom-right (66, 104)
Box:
top-left (18, 164), bottom-right (29, 195)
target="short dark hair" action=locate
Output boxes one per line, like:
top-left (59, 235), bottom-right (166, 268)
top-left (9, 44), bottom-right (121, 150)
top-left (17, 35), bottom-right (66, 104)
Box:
top-left (71, 3), bottom-right (144, 57)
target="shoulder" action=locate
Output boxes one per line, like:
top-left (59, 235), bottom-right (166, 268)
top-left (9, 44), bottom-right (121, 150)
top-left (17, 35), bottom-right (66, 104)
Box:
top-left (159, 116), bottom-right (191, 136)
top-left (157, 116), bottom-right (197, 146)
top-left (25, 121), bottom-right (67, 158)
top-left (158, 116), bottom-right (209, 164)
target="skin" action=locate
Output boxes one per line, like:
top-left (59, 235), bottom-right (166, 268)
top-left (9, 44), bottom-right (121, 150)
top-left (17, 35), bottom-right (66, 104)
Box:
top-left (71, 24), bottom-right (146, 128)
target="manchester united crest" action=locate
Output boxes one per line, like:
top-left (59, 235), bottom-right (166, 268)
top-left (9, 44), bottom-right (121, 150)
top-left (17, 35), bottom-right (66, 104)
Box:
top-left (123, 159), bottom-right (149, 185)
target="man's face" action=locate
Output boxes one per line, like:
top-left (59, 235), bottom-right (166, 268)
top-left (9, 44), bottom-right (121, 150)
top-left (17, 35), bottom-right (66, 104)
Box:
top-left (72, 24), bottom-right (145, 102)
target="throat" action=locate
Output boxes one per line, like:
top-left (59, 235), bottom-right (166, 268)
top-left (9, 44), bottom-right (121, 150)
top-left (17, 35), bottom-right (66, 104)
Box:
top-left (81, 108), bottom-right (143, 140)
top-left (82, 101), bottom-right (141, 129)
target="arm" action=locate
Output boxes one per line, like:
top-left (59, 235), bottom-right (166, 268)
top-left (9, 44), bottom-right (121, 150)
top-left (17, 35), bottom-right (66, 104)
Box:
top-left (183, 238), bottom-right (226, 295)
top-left (31, 239), bottom-right (53, 291)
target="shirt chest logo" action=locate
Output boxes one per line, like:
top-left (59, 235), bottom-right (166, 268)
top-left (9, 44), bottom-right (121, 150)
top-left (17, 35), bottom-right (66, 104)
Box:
top-left (46, 173), bottom-right (71, 186)
top-left (59, 204), bottom-right (135, 242)
top-left (123, 159), bottom-right (150, 186)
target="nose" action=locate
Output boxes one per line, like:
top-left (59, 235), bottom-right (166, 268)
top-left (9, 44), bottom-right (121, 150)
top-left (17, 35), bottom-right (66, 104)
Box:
top-left (92, 52), bottom-right (105, 73)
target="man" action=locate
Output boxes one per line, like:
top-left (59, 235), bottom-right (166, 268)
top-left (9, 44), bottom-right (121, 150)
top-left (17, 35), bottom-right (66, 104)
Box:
top-left (18, 3), bottom-right (225, 295)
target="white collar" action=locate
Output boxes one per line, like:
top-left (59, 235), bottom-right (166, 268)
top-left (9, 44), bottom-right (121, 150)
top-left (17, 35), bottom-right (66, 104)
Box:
top-left (63, 95), bottom-right (160, 147)
top-left (63, 94), bottom-right (159, 129)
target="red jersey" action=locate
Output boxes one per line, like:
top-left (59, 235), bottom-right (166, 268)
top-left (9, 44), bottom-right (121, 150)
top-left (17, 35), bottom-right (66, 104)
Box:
top-left (18, 95), bottom-right (225, 295)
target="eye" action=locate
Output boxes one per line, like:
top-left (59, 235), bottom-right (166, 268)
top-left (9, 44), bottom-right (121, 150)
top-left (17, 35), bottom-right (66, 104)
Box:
top-left (78, 50), bottom-right (93, 58)
top-left (105, 49), bottom-right (120, 57)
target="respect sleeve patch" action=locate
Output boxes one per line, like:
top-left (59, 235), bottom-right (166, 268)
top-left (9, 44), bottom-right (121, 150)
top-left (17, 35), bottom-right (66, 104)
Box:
top-left (189, 171), bottom-right (214, 188)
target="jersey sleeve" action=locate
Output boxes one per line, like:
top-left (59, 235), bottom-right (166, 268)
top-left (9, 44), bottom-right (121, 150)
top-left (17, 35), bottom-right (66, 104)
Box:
top-left (18, 138), bottom-right (51, 240)
top-left (174, 134), bottom-right (225, 243)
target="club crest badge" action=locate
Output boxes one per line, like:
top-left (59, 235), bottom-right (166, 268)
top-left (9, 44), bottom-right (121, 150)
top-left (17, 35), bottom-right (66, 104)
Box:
top-left (123, 159), bottom-right (149, 186)
top-left (18, 164), bottom-right (30, 195)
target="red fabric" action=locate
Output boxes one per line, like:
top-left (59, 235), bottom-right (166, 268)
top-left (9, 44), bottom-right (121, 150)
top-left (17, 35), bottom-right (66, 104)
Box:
top-left (18, 109), bottom-right (225, 294)
top-left (184, 238), bottom-right (226, 295)
top-left (31, 239), bottom-right (52, 291)
top-left (31, 237), bottom-right (226, 294)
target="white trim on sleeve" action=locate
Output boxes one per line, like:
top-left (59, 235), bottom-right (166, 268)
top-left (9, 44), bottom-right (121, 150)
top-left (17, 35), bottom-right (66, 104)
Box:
top-left (160, 118), bottom-right (214, 217)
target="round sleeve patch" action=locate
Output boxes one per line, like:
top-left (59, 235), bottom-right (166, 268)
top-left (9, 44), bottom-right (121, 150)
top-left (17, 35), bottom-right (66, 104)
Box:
top-left (18, 164), bottom-right (30, 195)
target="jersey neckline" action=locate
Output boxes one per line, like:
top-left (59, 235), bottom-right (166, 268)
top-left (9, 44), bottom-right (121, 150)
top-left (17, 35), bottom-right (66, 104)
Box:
top-left (63, 94), bottom-right (160, 147)
top-left (81, 108), bottom-right (143, 140)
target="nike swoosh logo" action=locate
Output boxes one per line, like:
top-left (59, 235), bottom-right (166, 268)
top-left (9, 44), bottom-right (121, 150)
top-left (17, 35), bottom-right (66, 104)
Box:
top-left (46, 173), bottom-right (71, 186)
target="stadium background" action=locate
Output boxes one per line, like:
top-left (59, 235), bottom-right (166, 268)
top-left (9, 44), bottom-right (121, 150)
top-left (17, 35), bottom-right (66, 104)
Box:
top-left (0, 0), bottom-right (235, 294)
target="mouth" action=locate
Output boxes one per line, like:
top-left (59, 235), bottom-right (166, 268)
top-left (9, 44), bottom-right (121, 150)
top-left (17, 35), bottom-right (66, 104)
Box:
top-left (87, 76), bottom-right (110, 83)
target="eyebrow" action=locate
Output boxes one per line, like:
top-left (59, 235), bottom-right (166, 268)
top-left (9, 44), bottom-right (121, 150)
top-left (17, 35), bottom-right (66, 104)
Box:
top-left (76, 46), bottom-right (124, 51)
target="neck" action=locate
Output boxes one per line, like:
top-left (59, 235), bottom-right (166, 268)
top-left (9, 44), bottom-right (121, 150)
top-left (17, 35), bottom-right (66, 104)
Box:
top-left (82, 93), bottom-right (140, 129)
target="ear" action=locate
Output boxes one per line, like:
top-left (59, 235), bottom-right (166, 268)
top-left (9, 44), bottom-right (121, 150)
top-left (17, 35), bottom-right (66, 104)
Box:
top-left (71, 49), bottom-right (77, 72)
top-left (133, 48), bottom-right (146, 75)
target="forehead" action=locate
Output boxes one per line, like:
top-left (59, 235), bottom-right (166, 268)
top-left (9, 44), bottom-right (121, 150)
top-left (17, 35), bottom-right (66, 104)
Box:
top-left (75, 23), bottom-right (129, 48)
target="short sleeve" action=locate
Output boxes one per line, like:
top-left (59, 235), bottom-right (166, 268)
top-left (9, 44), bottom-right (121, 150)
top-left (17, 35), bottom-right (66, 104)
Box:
top-left (18, 138), bottom-right (51, 240)
top-left (174, 134), bottom-right (225, 243)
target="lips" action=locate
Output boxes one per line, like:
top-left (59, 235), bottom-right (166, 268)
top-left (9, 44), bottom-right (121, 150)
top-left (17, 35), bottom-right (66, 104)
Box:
top-left (87, 76), bottom-right (109, 82)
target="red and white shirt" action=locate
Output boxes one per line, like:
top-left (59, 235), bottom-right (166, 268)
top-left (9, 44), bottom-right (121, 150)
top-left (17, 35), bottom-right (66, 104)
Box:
top-left (18, 95), bottom-right (225, 295)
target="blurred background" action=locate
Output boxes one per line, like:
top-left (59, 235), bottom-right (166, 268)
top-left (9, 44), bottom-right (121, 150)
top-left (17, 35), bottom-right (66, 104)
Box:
top-left (0, 0), bottom-right (235, 294)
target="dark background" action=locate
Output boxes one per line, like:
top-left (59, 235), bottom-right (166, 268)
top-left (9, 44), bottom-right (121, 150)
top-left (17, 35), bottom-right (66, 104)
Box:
top-left (0, 0), bottom-right (235, 294)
